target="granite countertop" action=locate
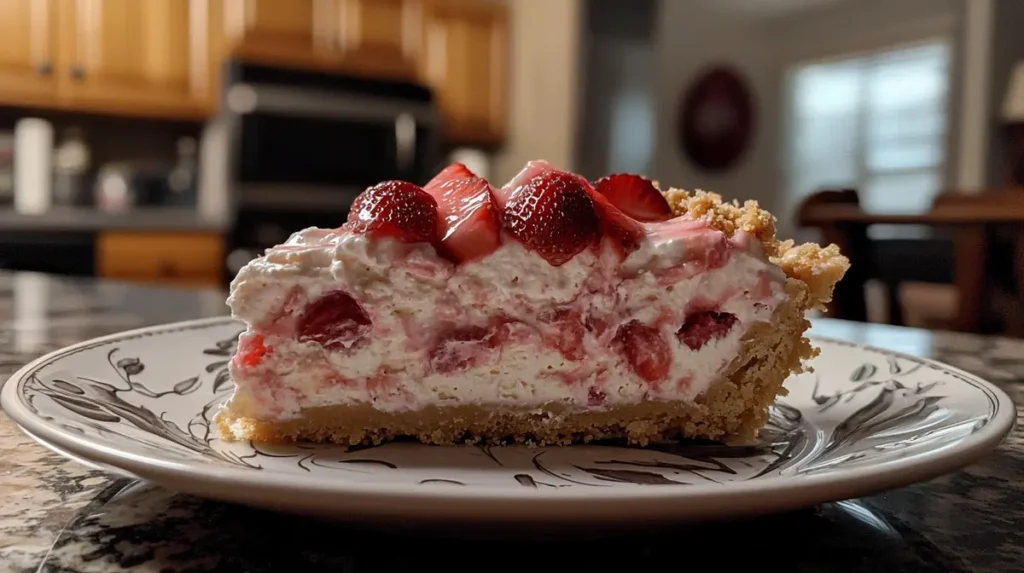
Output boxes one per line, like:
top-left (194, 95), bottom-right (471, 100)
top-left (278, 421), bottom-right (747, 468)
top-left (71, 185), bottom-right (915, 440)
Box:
top-left (0, 207), bottom-right (230, 232)
top-left (1, 271), bottom-right (1023, 572)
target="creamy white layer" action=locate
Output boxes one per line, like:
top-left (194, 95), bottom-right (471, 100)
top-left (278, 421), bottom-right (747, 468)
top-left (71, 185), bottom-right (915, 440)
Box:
top-left (223, 219), bottom-right (788, 421)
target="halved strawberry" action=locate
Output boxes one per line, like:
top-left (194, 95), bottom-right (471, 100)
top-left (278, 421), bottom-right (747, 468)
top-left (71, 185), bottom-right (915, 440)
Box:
top-left (495, 160), bottom-right (557, 208)
top-left (347, 180), bottom-right (440, 244)
top-left (594, 173), bottom-right (672, 222)
top-left (424, 163), bottom-right (502, 262)
top-left (502, 168), bottom-right (600, 266)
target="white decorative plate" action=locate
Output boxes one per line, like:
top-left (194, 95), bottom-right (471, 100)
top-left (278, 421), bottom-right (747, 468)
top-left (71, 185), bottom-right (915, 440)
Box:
top-left (1, 317), bottom-right (1016, 524)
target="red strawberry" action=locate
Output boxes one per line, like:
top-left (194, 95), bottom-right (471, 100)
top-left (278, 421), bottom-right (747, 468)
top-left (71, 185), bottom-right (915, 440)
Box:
top-left (426, 162), bottom-right (476, 185)
top-left (538, 308), bottom-right (585, 361)
top-left (495, 160), bottom-right (556, 208)
top-left (502, 169), bottom-right (600, 266)
top-left (584, 315), bottom-right (610, 338)
top-left (347, 180), bottom-right (440, 244)
top-left (297, 291), bottom-right (372, 350)
top-left (647, 218), bottom-right (730, 271)
top-left (424, 163), bottom-right (503, 262)
top-left (594, 173), bottom-right (672, 222)
top-left (677, 310), bottom-right (738, 351)
top-left (587, 189), bottom-right (646, 257)
top-left (614, 320), bottom-right (671, 383)
top-left (429, 323), bottom-right (509, 373)
top-left (237, 333), bottom-right (270, 367)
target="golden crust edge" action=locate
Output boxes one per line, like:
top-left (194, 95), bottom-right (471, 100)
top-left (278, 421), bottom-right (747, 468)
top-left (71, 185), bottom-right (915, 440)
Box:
top-left (661, 187), bottom-right (850, 310)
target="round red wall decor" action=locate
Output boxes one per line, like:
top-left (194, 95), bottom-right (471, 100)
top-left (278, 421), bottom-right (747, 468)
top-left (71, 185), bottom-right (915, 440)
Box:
top-left (677, 65), bottom-right (756, 172)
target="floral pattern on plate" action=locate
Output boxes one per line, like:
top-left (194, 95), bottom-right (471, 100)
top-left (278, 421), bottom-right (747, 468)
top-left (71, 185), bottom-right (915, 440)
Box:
top-left (3, 317), bottom-right (1009, 490)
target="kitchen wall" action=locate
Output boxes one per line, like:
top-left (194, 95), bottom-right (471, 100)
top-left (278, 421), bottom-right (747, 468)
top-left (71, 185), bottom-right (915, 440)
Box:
top-left (492, 0), bottom-right (583, 185)
top-left (651, 0), bottom-right (780, 216)
top-left (651, 0), bottom-right (970, 239)
top-left (574, 0), bottom-right (656, 181)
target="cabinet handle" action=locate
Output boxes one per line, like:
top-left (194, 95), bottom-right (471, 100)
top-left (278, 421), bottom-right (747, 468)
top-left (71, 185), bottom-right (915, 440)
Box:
top-left (158, 262), bottom-right (178, 277)
top-left (36, 62), bottom-right (52, 76)
top-left (70, 65), bottom-right (85, 81)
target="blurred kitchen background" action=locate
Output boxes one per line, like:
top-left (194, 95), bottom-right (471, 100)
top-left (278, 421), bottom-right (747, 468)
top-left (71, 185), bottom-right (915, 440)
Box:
top-left (1, 0), bottom-right (1022, 336)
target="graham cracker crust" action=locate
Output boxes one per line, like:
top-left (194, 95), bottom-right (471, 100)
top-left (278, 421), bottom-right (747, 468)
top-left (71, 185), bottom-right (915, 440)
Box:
top-left (218, 188), bottom-right (849, 447)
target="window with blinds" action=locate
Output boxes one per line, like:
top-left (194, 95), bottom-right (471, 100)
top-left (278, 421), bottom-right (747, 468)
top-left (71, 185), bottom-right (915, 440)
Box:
top-left (785, 41), bottom-right (952, 215)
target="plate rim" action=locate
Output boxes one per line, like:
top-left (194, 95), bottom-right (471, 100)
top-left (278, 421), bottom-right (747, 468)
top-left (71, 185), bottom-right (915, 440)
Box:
top-left (2, 316), bottom-right (1017, 506)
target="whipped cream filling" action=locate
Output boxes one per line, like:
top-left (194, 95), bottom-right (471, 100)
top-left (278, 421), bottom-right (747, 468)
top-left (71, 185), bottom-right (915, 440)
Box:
top-left (224, 220), bottom-right (788, 421)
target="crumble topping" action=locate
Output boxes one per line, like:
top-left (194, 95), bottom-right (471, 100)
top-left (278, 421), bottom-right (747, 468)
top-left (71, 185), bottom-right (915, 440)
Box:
top-left (662, 187), bottom-right (850, 308)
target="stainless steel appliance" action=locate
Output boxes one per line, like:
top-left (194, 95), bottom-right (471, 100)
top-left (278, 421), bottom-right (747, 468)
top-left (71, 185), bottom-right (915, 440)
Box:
top-left (210, 61), bottom-right (443, 280)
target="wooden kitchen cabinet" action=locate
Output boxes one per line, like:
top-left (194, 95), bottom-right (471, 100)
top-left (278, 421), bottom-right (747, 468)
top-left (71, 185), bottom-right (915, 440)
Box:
top-left (0, 0), bottom-right (510, 143)
top-left (214, 0), bottom-right (420, 81)
top-left (330, 0), bottom-right (421, 80)
top-left (213, 0), bottom-right (331, 67)
top-left (0, 0), bottom-right (59, 107)
top-left (420, 0), bottom-right (508, 147)
top-left (0, 0), bottom-right (212, 119)
top-left (96, 231), bottom-right (224, 287)
top-left (55, 0), bottom-right (213, 119)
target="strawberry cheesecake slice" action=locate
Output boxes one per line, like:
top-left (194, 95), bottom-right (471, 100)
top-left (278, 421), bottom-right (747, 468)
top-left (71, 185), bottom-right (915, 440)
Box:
top-left (218, 161), bottom-right (849, 446)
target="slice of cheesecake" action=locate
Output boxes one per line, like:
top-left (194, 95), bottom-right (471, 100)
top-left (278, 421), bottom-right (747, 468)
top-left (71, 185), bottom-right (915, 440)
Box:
top-left (216, 161), bottom-right (848, 446)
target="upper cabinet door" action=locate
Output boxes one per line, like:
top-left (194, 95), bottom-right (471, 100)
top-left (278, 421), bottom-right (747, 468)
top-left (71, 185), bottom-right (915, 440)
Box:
top-left (331, 0), bottom-right (420, 80)
top-left (420, 0), bottom-right (508, 147)
top-left (58, 0), bottom-right (212, 118)
top-left (0, 0), bottom-right (59, 106)
top-left (218, 0), bottom-right (333, 64)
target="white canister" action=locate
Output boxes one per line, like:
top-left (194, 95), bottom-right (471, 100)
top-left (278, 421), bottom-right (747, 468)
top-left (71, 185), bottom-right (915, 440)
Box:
top-left (13, 118), bottom-right (54, 215)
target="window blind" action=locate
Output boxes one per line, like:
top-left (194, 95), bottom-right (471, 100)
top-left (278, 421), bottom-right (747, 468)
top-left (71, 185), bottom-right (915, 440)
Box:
top-left (786, 41), bottom-right (951, 215)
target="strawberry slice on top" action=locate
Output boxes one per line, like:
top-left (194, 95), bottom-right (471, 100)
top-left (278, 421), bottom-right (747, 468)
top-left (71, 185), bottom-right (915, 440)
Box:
top-left (495, 159), bottom-right (557, 208)
top-left (426, 162), bottom-right (475, 185)
top-left (424, 163), bottom-right (503, 263)
top-left (586, 188), bottom-right (646, 258)
top-left (501, 166), bottom-right (600, 266)
top-left (347, 180), bottom-right (441, 245)
top-left (594, 173), bottom-right (672, 223)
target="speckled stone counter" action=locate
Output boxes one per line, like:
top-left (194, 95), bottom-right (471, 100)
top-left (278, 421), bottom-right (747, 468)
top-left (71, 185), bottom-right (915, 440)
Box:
top-left (0, 271), bottom-right (1022, 572)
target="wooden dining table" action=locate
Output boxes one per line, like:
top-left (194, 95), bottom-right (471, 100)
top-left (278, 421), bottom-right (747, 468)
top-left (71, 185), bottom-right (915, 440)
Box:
top-left (798, 189), bottom-right (1024, 334)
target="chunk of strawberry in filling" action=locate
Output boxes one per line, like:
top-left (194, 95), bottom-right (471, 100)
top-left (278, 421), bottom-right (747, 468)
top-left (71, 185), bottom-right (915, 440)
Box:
top-left (677, 310), bottom-right (739, 351)
top-left (429, 322), bottom-right (510, 373)
top-left (537, 308), bottom-right (585, 361)
top-left (297, 291), bottom-right (372, 350)
top-left (587, 387), bottom-right (607, 406)
top-left (236, 333), bottom-right (270, 368)
top-left (613, 320), bottom-right (672, 383)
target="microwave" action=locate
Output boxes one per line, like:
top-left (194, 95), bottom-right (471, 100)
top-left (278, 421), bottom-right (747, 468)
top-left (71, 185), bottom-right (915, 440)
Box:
top-left (219, 61), bottom-right (442, 213)
top-left (208, 62), bottom-right (444, 281)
